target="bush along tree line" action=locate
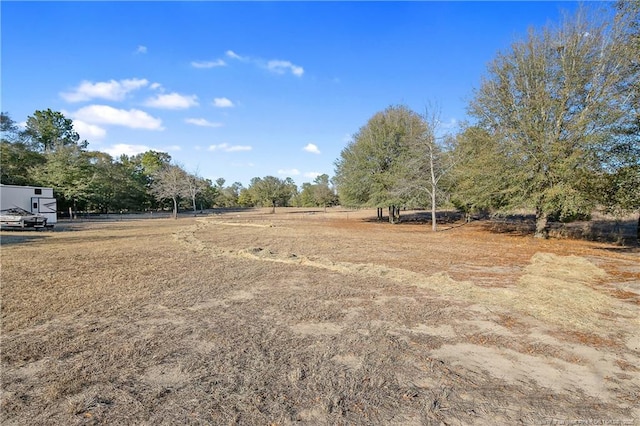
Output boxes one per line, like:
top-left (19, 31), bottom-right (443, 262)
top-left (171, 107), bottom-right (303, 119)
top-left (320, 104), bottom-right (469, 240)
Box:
top-left (1, 3), bottom-right (638, 238)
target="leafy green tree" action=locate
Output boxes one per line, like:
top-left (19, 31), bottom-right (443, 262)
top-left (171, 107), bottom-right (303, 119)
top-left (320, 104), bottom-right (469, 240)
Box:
top-left (450, 126), bottom-right (511, 218)
top-left (467, 6), bottom-right (637, 237)
top-left (312, 174), bottom-right (337, 212)
top-left (124, 150), bottom-right (172, 210)
top-left (1, 141), bottom-right (46, 186)
top-left (116, 154), bottom-right (155, 210)
top-left (237, 187), bottom-right (254, 207)
top-left (215, 180), bottom-right (244, 207)
top-left (599, 0), bottom-right (640, 240)
top-left (23, 109), bottom-right (87, 152)
top-left (83, 152), bottom-right (149, 213)
top-left (298, 182), bottom-right (316, 207)
top-left (334, 105), bottom-right (422, 223)
top-left (248, 176), bottom-right (295, 213)
top-left (1, 112), bottom-right (46, 185)
top-left (1, 112), bottom-right (21, 143)
top-left (195, 179), bottom-right (219, 210)
top-left (30, 145), bottom-right (94, 216)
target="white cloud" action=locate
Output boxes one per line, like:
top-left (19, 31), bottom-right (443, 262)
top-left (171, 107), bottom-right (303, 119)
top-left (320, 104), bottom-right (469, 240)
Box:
top-left (226, 50), bottom-right (303, 77)
top-left (150, 82), bottom-right (162, 90)
top-left (191, 59), bottom-right (227, 68)
top-left (439, 118), bottom-right (458, 130)
top-left (303, 143), bottom-right (320, 154)
top-left (145, 92), bottom-right (198, 109)
top-left (213, 97), bottom-right (234, 108)
top-left (278, 168), bottom-right (300, 176)
top-left (185, 118), bottom-right (223, 128)
top-left (102, 143), bottom-right (179, 158)
top-left (267, 60), bottom-right (304, 77)
top-left (304, 172), bottom-right (321, 179)
top-left (135, 45), bottom-right (147, 54)
top-left (17, 121), bottom-right (27, 130)
top-left (61, 78), bottom-right (149, 102)
top-left (226, 145), bottom-right (252, 152)
top-left (208, 143), bottom-right (252, 152)
top-left (103, 143), bottom-right (152, 157)
top-left (226, 50), bottom-right (245, 60)
top-left (72, 105), bottom-right (164, 130)
top-left (73, 120), bottom-right (107, 140)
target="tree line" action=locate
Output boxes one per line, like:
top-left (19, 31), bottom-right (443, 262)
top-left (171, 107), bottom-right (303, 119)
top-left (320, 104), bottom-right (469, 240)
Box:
top-left (0, 110), bottom-right (338, 218)
top-left (335, 3), bottom-right (639, 238)
top-left (1, 3), bottom-right (638, 238)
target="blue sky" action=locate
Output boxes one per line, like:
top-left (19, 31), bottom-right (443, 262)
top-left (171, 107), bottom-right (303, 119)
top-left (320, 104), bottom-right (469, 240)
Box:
top-left (2, 1), bottom-right (580, 187)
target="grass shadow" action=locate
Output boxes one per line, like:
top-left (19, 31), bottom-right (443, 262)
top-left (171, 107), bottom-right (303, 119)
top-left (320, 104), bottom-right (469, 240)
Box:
top-left (0, 233), bottom-right (50, 246)
top-left (362, 210), bottom-right (466, 225)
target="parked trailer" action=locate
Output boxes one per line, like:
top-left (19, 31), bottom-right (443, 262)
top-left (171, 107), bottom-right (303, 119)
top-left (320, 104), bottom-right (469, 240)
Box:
top-left (0, 184), bottom-right (57, 229)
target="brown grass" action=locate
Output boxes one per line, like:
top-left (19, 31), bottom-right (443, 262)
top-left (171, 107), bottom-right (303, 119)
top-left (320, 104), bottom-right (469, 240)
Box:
top-left (1, 208), bottom-right (639, 424)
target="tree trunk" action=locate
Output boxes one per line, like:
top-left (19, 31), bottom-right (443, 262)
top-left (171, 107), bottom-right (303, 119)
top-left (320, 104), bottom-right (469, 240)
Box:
top-left (430, 148), bottom-right (437, 232)
top-left (377, 208), bottom-right (383, 221)
top-left (172, 197), bottom-right (178, 219)
top-left (637, 211), bottom-right (639, 244)
top-left (388, 205), bottom-right (400, 224)
top-left (534, 209), bottom-right (549, 238)
top-left (271, 201), bottom-right (276, 214)
top-left (431, 192), bottom-right (437, 232)
top-left (192, 196), bottom-right (197, 216)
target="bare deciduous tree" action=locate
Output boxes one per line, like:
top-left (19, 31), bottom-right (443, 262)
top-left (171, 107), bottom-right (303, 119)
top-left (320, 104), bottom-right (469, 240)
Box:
top-left (396, 105), bottom-right (456, 231)
top-left (149, 164), bottom-right (189, 219)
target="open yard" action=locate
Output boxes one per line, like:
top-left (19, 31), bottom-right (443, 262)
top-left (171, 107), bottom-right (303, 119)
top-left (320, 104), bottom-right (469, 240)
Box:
top-left (1, 208), bottom-right (639, 425)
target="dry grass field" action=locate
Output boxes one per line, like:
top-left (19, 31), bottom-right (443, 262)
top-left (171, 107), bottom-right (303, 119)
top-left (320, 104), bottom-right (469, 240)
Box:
top-left (1, 208), bottom-right (639, 425)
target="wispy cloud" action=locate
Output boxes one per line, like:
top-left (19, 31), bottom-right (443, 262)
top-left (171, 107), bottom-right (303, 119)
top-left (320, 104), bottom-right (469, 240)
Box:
top-left (226, 50), bottom-right (247, 61)
top-left (267, 60), bottom-right (304, 77)
top-left (61, 78), bottom-right (149, 102)
top-left (226, 50), bottom-right (304, 77)
top-left (72, 105), bottom-right (163, 130)
top-left (303, 143), bottom-right (320, 154)
top-left (208, 143), bottom-right (252, 152)
top-left (135, 45), bottom-right (147, 54)
top-left (226, 145), bottom-right (252, 152)
top-left (213, 97), bottom-right (234, 108)
top-left (145, 92), bottom-right (198, 109)
top-left (149, 82), bottom-right (162, 90)
top-left (185, 118), bottom-right (223, 128)
top-left (191, 59), bottom-right (227, 69)
top-left (277, 168), bottom-right (300, 176)
top-left (304, 172), bottom-right (321, 179)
